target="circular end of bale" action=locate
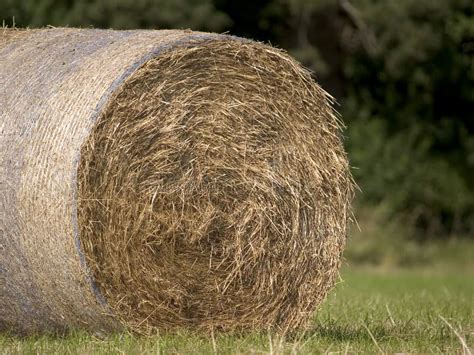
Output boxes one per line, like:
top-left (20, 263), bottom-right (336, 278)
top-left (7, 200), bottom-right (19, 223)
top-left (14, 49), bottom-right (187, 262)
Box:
top-left (77, 37), bottom-right (353, 333)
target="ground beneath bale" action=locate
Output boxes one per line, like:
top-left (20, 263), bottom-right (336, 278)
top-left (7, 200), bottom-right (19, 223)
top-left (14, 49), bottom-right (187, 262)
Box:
top-left (1, 269), bottom-right (471, 353)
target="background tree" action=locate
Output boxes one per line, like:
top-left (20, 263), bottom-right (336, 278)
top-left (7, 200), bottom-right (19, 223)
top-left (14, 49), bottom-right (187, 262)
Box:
top-left (1, 0), bottom-right (230, 31)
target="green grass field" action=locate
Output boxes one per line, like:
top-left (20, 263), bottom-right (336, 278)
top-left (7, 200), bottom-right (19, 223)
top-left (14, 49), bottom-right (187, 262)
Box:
top-left (1, 266), bottom-right (472, 354)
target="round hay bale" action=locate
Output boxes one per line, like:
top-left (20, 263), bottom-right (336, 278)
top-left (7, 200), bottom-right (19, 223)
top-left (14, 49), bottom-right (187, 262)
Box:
top-left (0, 28), bottom-right (353, 334)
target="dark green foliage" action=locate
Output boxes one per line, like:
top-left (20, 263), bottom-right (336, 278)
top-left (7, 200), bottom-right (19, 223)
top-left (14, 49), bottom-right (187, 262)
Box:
top-left (1, 0), bottom-right (473, 236)
top-left (344, 0), bottom-right (474, 235)
top-left (0, 0), bottom-right (230, 31)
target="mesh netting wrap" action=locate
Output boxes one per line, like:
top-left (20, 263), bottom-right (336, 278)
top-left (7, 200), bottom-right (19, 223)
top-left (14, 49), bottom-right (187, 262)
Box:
top-left (0, 28), bottom-right (353, 334)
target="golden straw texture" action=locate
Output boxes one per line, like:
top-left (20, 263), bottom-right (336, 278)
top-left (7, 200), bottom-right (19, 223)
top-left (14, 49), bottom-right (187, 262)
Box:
top-left (0, 28), bottom-right (353, 335)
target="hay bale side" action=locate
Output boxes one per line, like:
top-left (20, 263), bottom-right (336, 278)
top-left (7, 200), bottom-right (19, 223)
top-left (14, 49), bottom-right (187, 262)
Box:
top-left (0, 28), bottom-right (353, 334)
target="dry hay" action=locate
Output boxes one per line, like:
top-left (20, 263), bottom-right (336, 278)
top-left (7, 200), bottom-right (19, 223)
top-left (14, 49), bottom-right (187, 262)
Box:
top-left (0, 28), bottom-right (353, 335)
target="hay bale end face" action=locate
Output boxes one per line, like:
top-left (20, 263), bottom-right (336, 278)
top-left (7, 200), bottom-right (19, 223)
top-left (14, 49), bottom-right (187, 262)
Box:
top-left (0, 28), bottom-right (353, 334)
